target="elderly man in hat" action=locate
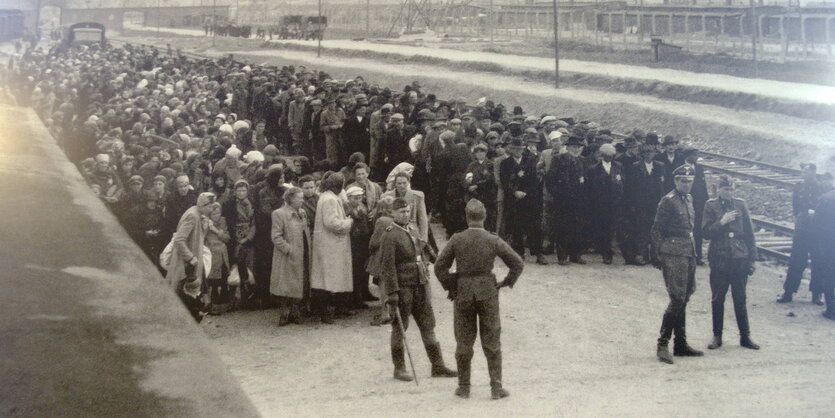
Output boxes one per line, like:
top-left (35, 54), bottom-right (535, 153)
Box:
top-left (587, 143), bottom-right (624, 264)
top-left (466, 143), bottom-right (499, 231)
top-left (435, 199), bottom-right (524, 400)
top-left (307, 98), bottom-right (325, 161)
top-left (652, 165), bottom-right (703, 364)
top-left (320, 97), bottom-right (346, 165)
top-left (656, 135), bottom-right (684, 194)
top-left (501, 138), bottom-right (547, 265)
top-left (287, 88), bottom-right (307, 154)
top-left (625, 144), bottom-right (665, 265)
top-left (546, 136), bottom-right (587, 265)
top-left (382, 113), bottom-right (410, 176)
top-left (369, 103), bottom-right (393, 180)
top-left (702, 175), bottom-right (760, 351)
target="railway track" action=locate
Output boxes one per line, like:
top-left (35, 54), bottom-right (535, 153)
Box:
top-left (698, 151), bottom-right (802, 189)
top-left (751, 217), bottom-right (793, 263)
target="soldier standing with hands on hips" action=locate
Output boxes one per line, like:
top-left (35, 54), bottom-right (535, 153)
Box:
top-left (702, 176), bottom-right (760, 351)
top-left (652, 165), bottom-right (704, 365)
top-left (435, 199), bottom-right (524, 400)
top-left (380, 198), bottom-right (457, 382)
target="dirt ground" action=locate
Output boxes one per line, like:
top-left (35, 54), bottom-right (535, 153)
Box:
top-left (108, 32), bottom-right (835, 415)
top-left (202, 224), bottom-right (835, 417)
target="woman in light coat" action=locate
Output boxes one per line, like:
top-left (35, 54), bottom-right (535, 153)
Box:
top-left (270, 187), bottom-right (312, 326)
top-left (310, 172), bottom-right (353, 324)
top-left (165, 192), bottom-right (216, 322)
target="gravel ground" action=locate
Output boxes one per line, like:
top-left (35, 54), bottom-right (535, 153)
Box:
top-left (200, 224), bottom-right (835, 417)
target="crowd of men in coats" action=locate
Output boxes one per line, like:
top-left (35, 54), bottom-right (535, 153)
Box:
top-left (4, 38), bottom-right (835, 364)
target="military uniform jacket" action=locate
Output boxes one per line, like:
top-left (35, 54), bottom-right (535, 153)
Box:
top-left (434, 228), bottom-right (524, 302)
top-left (701, 197), bottom-right (757, 262)
top-left (380, 222), bottom-right (431, 294)
top-left (651, 190), bottom-right (696, 257)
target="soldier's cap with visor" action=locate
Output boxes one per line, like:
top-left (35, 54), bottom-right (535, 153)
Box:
top-left (673, 164), bottom-right (695, 179)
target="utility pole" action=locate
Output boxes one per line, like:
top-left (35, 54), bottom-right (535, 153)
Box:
top-left (552, 0), bottom-right (560, 88)
top-left (318, 0), bottom-right (323, 57)
top-left (750, 0), bottom-right (758, 77)
top-left (490, 0), bottom-right (494, 44)
top-left (212, 0), bottom-right (217, 46)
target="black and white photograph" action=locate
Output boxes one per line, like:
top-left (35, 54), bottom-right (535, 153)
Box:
top-left (1, 0), bottom-right (834, 416)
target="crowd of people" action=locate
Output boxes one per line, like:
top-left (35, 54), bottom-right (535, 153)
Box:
top-left (3, 38), bottom-right (835, 332)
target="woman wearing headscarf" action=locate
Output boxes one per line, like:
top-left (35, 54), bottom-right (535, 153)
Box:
top-left (270, 187), bottom-right (312, 326)
top-left (310, 172), bottom-right (353, 324)
top-left (385, 162), bottom-right (415, 192)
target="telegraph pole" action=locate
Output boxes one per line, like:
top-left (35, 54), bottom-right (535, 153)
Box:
top-left (318, 0), bottom-right (323, 57)
top-left (552, 0), bottom-right (560, 88)
top-left (750, 0), bottom-right (758, 77)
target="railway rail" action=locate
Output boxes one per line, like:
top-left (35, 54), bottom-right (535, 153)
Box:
top-left (752, 217), bottom-right (793, 263)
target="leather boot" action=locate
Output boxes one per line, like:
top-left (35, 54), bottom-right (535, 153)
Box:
top-left (776, 292), bottom-right (793, 303)
top-left (455, 354), bottom-right (471, 398)
top-left (392, 347), bottom-right (413, 382)
top-left (707, 335), bottom-right (722, 350)
top-left (487, 352), bottom-right (508, 398)
top-left (656, 343), bottom-right (674, 364)
top-left (673, 322), bottom-right (704, 357)
top-left (427, 343), bottom-right (457, 377)
top-left (740, 335), bottom-right (760, 350)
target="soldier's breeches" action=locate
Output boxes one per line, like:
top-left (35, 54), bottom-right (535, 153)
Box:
top-left (659, 254), bottom-right (695, 344)
top-left (454, 296), bottom-right (501, 385)
top-left (709, 260), bottom-right (750, 337)
top-left (391, 284), bottom-right (438, 358)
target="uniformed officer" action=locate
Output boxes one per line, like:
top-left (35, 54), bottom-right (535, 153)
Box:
top-left (381, 198), bottom-right (457, 382)
top-left (652, 165), bottom-right (703, 364)
top-left (778, 163), bottom-right (824, 304)
top-left (702, 176), bottom-right (760, 350)
top-left (434, 199), bottom-right (524, 400)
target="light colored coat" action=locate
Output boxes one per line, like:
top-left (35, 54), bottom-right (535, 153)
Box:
top-left (310, 191), bottom-right (354, 293)
top-left (270, 205), bottom-right (312, 299)
top-left (165, 206), bottom-right (205, 293)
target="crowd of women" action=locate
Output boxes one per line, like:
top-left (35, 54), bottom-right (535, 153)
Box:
top-left (8, 39), bottom-right (815, 324)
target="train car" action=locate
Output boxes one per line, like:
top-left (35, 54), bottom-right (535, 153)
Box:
top-left (0, 9), bottom-right (25, 42)
top-left (65, 22), bottom-right (106, 46)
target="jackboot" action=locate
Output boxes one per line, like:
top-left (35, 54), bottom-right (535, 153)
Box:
top-left (392, 347), bottom-right (413, 382)
top-left (427, 343), bottom-right (457, 377)
top-left (812, 292), bottom-right (824, 306)
top-left (455, 354), bottom-right (471, 397)
top-left (707, 335), bottom-right (722, 350)
top-left (740, 335), bottom-right (760, 350)
top-left (673, 321), bottom-right (704, 357)
top-left (656, 343), bottom-right (674, 364)
top-left (486, 352), bottom-right (508, 398)
top-left (776, 292), bottom-right (793, 303)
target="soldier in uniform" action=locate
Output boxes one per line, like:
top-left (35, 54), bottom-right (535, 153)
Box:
top-left (435, 199), bottom-right (524, 400)
top-left (652, 165), bottom-right (703, 364)
top-left (701, 176), bottom-right (760, 350)
top-left (381, 198), bottom-right (457, 382)
top-left (778, 163), bottom-right (824, 304)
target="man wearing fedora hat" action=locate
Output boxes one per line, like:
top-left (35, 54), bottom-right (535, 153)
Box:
top-left (500, 138), bottom-right (547, 265)
top-left (656, 135), bottom-right (684, 194)
top-left (652, 165), bottom-right (703, 364)
top-left (546, 136), bottom-right (587, 265)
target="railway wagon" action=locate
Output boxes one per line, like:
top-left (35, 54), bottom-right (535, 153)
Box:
top-left (0, 9), bottom-right (24, 42)
top-left (65, 22), bottom-right (106, 46)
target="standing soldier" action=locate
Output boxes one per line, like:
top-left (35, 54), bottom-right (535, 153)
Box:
top-left (435, 199), bottom-right (524, 400)
top-left (702, 176), bottom-right (760, 350)
top-left (652, 165), bottom-right (703, 364)
top-left (381, 198), bottom-right (457, 382)
top-left (778, 163), bottom-right (824, 304)
top-left (682, 147), bottom-right (709, 266)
